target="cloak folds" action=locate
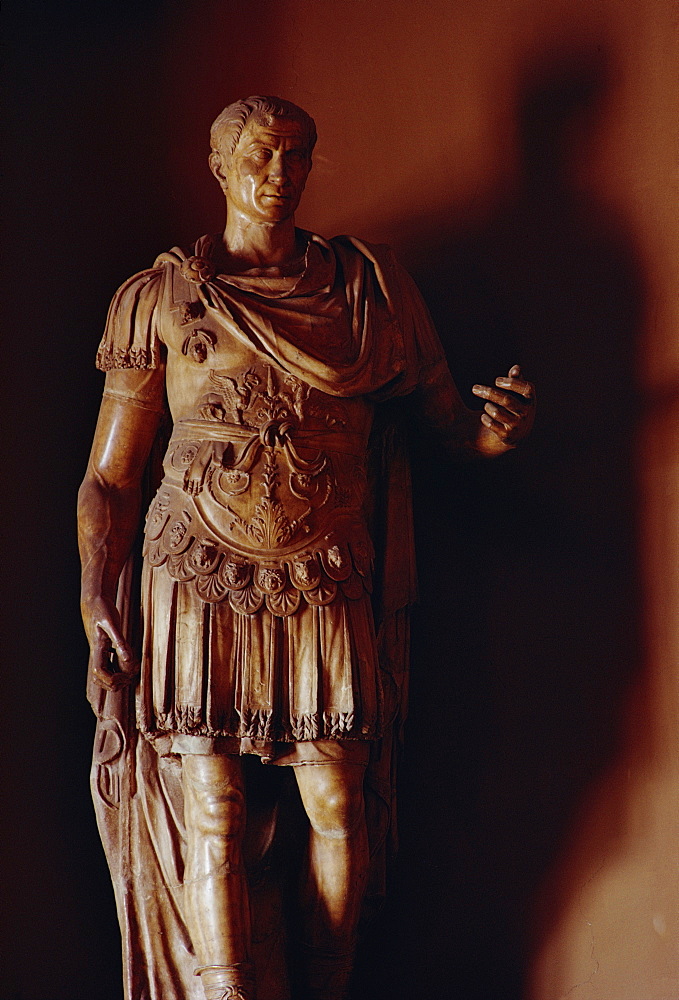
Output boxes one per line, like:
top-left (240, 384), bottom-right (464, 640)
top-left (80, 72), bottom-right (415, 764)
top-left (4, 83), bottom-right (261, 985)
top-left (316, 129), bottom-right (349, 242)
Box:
top-left (89, 233), bottom-right (448, 999)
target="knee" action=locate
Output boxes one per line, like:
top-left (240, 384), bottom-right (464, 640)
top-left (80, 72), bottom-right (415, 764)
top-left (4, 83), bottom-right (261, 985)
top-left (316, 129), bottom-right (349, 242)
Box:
top-left (302, 773), bottom-right (365, 840)
top-left (195, 785), bottom-right (246, 840)
top-left (183, 758), bottom-right (246, 841)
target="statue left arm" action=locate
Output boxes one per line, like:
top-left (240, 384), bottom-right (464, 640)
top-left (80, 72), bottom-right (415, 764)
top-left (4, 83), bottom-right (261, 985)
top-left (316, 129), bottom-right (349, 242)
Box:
top-left (387, 255), bottom-right (535, 458)
top-left (412, 362), bottom-right (535, 459)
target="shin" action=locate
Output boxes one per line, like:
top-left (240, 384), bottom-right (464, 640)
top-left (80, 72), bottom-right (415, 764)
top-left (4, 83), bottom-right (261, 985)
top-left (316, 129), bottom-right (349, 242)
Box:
top-left (295, 763), bottom-right (369, 1000)
top-left (182, 754), bottom-right (255, 1000)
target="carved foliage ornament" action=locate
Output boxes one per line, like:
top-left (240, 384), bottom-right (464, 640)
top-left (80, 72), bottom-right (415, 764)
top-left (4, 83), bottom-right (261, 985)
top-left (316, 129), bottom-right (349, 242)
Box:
top-left (166, 364), bottom-right (361, 555)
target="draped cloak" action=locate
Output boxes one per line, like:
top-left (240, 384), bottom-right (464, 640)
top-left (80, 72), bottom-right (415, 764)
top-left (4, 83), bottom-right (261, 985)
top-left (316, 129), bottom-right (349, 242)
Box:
top-left (88, 232), bottom-right (453, 1000)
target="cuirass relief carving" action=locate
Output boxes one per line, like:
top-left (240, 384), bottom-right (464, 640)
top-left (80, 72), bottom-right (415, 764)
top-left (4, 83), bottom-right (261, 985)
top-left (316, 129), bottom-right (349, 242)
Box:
top-left (144, 361), bottom-right (373, 615)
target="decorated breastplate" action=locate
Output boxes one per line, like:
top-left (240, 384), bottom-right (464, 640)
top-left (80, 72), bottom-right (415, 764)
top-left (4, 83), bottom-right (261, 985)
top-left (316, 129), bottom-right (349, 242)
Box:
top-left (143, 362), bottom-right (373, 616)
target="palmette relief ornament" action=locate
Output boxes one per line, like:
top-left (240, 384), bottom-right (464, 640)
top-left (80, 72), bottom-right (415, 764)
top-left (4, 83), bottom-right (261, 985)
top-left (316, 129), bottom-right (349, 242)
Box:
top-left (195, 572), bottom-right (228, 603)
top-left (166, 550), bottom-right (196, 584)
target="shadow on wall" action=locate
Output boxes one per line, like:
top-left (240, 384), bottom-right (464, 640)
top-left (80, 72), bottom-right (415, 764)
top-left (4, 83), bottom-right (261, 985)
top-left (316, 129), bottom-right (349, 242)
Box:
top-left (353, 44), bottom-right (645, 1000)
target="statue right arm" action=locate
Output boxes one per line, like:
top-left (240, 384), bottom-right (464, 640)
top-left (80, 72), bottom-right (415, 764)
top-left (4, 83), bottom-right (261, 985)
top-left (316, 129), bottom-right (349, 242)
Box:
top-left (78, 368), bottom-right (166, 690)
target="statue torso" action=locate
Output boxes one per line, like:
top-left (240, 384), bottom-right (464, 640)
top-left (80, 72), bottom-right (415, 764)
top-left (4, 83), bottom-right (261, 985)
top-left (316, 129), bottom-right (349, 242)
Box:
top-left (143, 255), bottom-right (376, 616)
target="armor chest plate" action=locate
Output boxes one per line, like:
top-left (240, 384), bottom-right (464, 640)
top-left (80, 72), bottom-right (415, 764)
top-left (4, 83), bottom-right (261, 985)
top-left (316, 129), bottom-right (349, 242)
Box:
top-left (145, 273), bottom-right (375, 616)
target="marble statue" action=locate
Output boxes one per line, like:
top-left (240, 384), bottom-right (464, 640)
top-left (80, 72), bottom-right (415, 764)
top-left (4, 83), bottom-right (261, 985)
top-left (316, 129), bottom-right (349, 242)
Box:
top-left (78, 96), bottom-right (534, 1000)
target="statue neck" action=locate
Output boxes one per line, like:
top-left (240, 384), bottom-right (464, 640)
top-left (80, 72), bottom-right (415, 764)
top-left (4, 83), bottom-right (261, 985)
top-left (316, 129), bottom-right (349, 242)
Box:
top-left (221, 209), bottom-right (302, 272)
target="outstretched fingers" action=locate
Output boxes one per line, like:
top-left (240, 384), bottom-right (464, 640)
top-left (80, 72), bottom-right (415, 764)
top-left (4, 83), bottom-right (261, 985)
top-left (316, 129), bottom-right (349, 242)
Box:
top-left (472, 365), bottom-right (536, 444)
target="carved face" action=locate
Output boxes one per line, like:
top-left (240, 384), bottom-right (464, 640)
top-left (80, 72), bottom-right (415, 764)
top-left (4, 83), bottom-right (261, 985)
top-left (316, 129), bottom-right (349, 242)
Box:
top-left (219, 118), bottom-right (311, 224)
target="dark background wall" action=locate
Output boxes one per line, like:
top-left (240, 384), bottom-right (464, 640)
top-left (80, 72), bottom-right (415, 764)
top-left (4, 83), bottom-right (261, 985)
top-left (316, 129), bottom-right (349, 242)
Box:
top-left (3, 2), bottom-right (677, 998)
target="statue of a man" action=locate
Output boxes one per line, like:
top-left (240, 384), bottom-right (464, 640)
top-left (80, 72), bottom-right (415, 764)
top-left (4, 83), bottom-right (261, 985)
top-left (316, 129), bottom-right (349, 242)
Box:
top-left (78, 96), bottom-right (534, 1000)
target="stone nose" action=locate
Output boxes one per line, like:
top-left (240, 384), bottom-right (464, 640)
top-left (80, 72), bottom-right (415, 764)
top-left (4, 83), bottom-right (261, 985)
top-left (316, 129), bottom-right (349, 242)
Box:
top-left (267, 153), bottom-right (283, 175)
top-left (267, 152), bottom-right (291, 184)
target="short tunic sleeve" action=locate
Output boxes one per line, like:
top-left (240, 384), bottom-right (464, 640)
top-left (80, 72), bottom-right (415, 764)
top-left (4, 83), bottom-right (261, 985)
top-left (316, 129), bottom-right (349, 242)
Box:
top-left (96, 267), bottom-right (164, 371)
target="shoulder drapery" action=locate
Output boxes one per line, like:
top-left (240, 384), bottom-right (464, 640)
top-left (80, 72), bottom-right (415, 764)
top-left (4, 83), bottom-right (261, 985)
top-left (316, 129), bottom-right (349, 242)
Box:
top-left (96, 267), bottom-right (164, 371)
top-left (96, 233), bottom-right (448, 398)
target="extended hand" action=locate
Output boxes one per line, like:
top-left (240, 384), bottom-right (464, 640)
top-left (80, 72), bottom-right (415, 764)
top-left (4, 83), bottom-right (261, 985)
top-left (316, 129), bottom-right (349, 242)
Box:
top-left (83, 595), bottom-right (139, 691)
top-left (472, 365), bottom-right (535, 447)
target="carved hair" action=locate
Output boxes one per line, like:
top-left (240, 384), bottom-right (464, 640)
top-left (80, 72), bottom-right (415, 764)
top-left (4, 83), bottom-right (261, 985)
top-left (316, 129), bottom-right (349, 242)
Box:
top-left (209, 96), bottom-right (317, 165)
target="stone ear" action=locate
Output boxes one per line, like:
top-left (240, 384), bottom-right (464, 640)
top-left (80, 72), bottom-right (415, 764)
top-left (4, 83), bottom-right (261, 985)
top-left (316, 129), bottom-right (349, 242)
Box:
top-left (209, 150), bottom-right (227, 189)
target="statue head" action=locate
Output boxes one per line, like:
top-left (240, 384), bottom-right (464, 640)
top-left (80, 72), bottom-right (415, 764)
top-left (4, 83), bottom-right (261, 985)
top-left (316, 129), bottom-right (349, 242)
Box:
top-left (209, 96), bottom-right (317, 175)
top-left (209, 96), bottom-right (317, 223)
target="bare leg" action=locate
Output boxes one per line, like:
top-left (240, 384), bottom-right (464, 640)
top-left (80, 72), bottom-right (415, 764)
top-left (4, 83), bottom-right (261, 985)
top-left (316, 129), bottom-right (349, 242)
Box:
top-left (294, 762), bottom-right (368, 1000)
top-left (182, 754), bottom-right (255, 999)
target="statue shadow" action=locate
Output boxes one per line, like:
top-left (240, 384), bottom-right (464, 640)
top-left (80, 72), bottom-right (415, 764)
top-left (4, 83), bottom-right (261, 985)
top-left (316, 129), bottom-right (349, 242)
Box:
top-left (353, 45), bottom-right (645, 1000)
